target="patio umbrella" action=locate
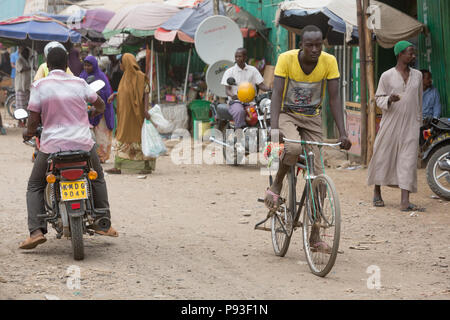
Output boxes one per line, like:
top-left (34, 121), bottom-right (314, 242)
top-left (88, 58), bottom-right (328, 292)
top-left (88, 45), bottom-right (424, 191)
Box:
top-left (276, 0), bottom-right (359, 45)
top-left (0, 15), bottom-right (81, 52)
top-left (276, 0), bottom-right (424, 47)
top-left (78, 8), bottom-right (115, 40)
top-left (155, 0), bottom-right (268, 43)
top-left (102, 2), bottom-right (181, 39)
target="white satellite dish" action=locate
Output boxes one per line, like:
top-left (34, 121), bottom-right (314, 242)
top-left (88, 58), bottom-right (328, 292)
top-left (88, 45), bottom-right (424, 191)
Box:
top-left (195, 15), bottom-right (243, 65)
top-left (206, 60), bottom-right (234, 97)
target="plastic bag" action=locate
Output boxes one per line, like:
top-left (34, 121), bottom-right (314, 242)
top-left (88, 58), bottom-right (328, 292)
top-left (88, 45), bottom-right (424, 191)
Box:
top-left (141, 119), bottom-right (167, 158)
top-left (148, 104), bottom-right (174, 134)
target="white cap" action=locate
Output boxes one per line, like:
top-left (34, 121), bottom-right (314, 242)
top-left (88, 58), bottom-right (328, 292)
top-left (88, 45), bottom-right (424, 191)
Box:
top-left (44, 41), bottom-right (67, 59)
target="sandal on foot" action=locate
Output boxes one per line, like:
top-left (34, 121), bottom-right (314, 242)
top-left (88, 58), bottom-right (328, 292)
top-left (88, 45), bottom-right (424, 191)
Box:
top-left (373, 198), bottom-right (385, 207)
top-left (310, 241), bottom-right (332, 254)
top-left (401, 204), bottom-right (425, 212)
top-left (19, 234), bottom-right (47, 249)
top-left (105, 168), bottom-right (121, 174)
top-left (264, 189), bottom-right (280, 210)
top-left (95, 227), bottom-right (119, 237)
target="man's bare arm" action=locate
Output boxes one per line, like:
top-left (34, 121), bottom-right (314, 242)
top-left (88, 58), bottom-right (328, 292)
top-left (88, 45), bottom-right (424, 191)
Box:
top-left (270, 76), bottom-right (285, 130)
top-left (23, 111), bottom-right (41, 141)
top-left (257, 82), bottom-right (271, 92)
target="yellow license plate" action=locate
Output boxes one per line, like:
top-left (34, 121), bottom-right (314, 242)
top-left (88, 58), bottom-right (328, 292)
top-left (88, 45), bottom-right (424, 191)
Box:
top-left (60, 180), bottom-right (88, 201)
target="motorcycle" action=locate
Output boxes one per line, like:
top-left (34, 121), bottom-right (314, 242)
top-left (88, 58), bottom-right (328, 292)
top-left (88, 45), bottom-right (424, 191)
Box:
top-left (209, 77), bottom-right (272, 165)
top-left (420, 116), bottom-right (450, 200)
top-left (14, 79), bottom-right (111, 260)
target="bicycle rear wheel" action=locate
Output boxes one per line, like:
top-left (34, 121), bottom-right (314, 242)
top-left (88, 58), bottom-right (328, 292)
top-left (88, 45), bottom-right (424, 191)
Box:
top-left (271, 167), bottom-right (296, 257)
top-left (302, 174), bottom-right (341, 277)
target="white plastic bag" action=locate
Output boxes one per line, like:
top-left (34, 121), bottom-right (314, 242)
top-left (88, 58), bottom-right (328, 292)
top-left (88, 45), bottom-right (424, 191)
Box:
top-left (148, 104), bottom-right (174, 134)
top-left (141, 119), bottom-right (167, 158)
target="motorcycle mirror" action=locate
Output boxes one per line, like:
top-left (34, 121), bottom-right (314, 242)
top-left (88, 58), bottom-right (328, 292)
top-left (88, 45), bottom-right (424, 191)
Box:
top-left (14, 108), bottom-right (28, 120)
top-left (89, 80), bottom-right (105, 93)
top-left (227, 77), bottom-right (236, 86)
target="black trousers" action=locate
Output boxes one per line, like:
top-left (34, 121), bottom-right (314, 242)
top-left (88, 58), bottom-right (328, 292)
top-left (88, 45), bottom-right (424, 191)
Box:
top-left (26, 147), bottom-right (110, 234)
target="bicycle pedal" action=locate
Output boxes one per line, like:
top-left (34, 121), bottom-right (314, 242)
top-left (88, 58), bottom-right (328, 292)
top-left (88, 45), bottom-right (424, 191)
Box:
top-left (257, 198), bottom-right (265, 203)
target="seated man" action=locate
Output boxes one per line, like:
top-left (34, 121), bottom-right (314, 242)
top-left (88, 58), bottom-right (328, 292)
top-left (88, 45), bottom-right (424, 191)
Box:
top-left (20, 47), bottom-right (118, 250)
top-left (221, 48), bottom-right (270, 128)
top-left (421, 69), bottom-right (441, 119)
top-left (34, 41), bottom-right (73, 81)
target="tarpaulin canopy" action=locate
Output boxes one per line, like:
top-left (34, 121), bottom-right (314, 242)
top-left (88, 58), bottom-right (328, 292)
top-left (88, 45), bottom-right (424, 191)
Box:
top-left (60, 0), bottom-right (165, 14)
top-left (102, 2), bottom-right (181, 39)
top-left (0, 15), bottom-right (81, 52)
top-left (276, 0), bottom-right (424, 47)
top-left (155, 0), bottom-right (267, 43)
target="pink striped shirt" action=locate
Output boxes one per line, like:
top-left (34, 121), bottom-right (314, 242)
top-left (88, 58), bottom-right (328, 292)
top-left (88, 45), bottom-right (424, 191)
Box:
top-left (28, 70), bottom-right (98, 154)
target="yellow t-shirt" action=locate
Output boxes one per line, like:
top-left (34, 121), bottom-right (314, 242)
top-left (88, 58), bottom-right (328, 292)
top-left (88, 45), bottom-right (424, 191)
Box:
top-left (34, 63), bottom-right (73, 81)
top-left (274, 50), bottom-right (340, 116)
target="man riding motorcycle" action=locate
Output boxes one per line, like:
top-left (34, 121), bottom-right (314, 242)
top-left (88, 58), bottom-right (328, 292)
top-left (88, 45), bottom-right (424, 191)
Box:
top-left (20, 47), bottom-right (118, 250)
top-left (221, 48), bottom-right (271, 128)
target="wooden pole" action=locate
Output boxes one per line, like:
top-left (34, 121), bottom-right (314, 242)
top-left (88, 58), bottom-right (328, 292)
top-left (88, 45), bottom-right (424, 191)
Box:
top-left (213, 0), bottom-right (219, 15)
top-left (356, 0), bottom-right (368, 165)
top-left (363, 0), bottom-right (377, 163)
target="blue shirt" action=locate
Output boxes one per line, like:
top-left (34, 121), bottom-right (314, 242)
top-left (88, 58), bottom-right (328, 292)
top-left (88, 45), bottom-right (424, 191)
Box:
top-left (422, 86), bottom-right (441, 119)
top-left (10, 50), bottom-right (18, 79)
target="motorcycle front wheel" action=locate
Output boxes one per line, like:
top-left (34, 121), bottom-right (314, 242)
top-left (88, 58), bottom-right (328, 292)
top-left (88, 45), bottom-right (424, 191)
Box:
top-left (70, 216), bottom-right (85, 260)
top-left (426, 145), bottom-right (450, 200)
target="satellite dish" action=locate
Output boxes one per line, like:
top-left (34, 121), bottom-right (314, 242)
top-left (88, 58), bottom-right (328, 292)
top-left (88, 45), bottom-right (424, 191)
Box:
top-left (206, 60), bottom-right (234, 98)
top-left (195, 15), bottom-right (243, 65)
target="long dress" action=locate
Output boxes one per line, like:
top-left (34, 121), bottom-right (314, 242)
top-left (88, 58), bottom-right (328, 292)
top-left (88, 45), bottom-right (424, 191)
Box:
top-left (114, 53), bottom-right (155, 173)
top-left (367, 67), bottom-right (423, 193)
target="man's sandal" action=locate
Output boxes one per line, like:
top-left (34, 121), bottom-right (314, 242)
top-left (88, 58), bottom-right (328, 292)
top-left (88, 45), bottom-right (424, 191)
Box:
top-left (401, 204), bottom-right (426, 212)
top-left (19, 234), bottom-right (47, 249)
top-left (264, 189), bottom-right (281, 210)
top-left (95, 227), bottom-right (119, 237)
top-left (310, 241), bottom-right (332, 254)
top-left (373, 198), bottom-right (385, 207)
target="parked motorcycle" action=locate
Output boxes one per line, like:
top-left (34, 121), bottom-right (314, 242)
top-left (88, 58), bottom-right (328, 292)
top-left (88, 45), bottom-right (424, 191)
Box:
top-left (14, 79), bottom-right (111, 260)
top-left (420, 116), bottom-right (450, 200)
top-left (209, 77), bottom-right (272, 165)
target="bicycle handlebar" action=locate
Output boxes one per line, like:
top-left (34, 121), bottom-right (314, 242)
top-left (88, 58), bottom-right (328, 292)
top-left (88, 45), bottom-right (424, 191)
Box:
top-left (282, 138), bottom-right (342, 147)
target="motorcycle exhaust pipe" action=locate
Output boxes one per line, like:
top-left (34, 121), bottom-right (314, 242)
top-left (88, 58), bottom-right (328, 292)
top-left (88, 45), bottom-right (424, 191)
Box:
top-left (94, 217), bottom-right (111, 232)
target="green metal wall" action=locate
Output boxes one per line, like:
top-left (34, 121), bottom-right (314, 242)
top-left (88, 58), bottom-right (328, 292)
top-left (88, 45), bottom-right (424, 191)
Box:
top-left (417, 0), bottom-right (450, 117)
top-left (231, 0), bottom-right (289, 65)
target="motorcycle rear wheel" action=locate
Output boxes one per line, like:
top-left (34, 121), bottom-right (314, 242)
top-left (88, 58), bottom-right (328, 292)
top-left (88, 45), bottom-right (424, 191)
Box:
top-left (426, 145), bottom-right (450, 200)
top-left (70, 216), bottom-right (85, 260)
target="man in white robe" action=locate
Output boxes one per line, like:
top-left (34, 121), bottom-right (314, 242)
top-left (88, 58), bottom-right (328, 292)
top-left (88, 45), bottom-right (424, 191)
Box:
top-left (367, 41), bottom-right (424, 212)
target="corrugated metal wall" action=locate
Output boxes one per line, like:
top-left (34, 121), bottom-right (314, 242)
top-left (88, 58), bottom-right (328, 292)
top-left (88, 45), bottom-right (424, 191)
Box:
top-left (0, 0), bottom-right (26, 21)
top-left (417, 0), bottom-right (449, 117)
top-left (231, 0), bottom-right (288, 65)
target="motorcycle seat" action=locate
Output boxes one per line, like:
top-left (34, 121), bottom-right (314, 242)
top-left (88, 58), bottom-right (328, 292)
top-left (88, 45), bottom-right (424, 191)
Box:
top-left (216, 103), bottom-right (233, 121)
top-left (49, 150), bottom-right (91, 163)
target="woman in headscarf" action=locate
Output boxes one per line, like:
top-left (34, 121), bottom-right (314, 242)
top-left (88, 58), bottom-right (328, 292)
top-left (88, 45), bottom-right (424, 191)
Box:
top-left (80, 55), bottom-right (115, 163)
top-left (105, 53), bottom-right (155, 175)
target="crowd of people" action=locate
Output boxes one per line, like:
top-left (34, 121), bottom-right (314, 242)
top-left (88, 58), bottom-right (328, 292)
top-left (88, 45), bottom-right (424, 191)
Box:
top-left (0, 41), bottom-right (158, 175)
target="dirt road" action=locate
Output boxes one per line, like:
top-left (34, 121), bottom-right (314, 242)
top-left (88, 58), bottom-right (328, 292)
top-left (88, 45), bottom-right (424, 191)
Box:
top-left (0, 121), bottom-right (449, 300)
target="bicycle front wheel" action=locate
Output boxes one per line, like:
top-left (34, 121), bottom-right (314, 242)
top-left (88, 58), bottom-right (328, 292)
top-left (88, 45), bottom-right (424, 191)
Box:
top-left (302, 174), bottom-right (341, 277)
top-left (271, 167), bottom-right (296, 257)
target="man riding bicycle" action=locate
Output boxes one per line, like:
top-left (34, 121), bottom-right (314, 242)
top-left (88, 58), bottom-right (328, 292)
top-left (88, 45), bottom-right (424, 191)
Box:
top-left (264, 26), bottom-right (352, 243)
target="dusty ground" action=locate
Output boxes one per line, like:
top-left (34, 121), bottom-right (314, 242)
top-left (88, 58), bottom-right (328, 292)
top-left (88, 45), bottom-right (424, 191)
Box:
top-left (0, 109), bottom-right (449, 300)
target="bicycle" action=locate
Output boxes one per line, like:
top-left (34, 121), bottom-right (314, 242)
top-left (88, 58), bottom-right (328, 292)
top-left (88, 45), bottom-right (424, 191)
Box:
top-left (255, 138), bottom-right (342, 277)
